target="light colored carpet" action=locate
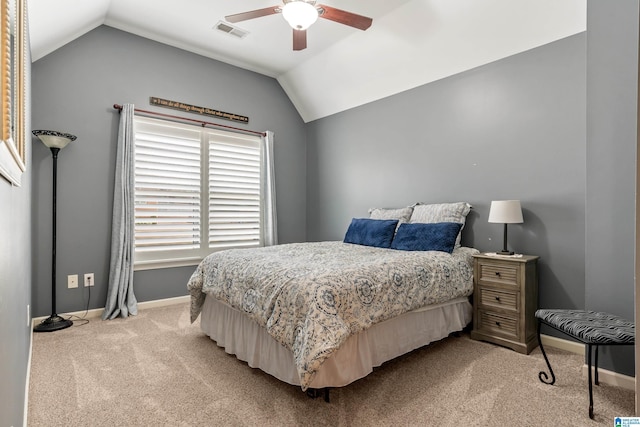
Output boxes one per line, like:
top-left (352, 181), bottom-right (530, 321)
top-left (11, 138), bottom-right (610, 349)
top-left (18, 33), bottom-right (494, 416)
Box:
top-left (28, 302), bottom-right (634, 426)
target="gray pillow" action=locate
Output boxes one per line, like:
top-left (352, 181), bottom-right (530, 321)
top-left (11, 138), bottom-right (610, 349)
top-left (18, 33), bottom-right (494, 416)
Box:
top-left (368, 206), bottom-right (414, 230)
top-left (369, 206), bottom-right (413, 222)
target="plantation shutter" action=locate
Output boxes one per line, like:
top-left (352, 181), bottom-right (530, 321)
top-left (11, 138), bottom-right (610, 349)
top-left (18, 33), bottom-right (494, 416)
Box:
top-left (208, 134), bottom-right (261, 249)
top-left (134, 118), bottom-right (202, 253)
top-left (132, 116), bottom-right (264, 269)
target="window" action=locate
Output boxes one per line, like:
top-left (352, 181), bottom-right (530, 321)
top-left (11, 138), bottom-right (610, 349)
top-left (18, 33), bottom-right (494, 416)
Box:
top-left (133, 116), bottom-right (262, 269)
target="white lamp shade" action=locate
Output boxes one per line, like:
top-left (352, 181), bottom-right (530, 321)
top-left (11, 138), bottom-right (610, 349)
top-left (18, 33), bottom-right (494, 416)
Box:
top-left (282, 1), bottom-right (319, 30)
top-left (488, 200), bottom-right (524, 224)
top-left (32, 130), bottom-right (77, 149)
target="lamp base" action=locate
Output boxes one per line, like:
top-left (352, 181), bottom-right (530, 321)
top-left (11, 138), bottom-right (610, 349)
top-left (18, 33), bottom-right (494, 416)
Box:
top-left (33, 314), bottom-right (73, 332)
top-left (498, 250), bottom-right (515, 255)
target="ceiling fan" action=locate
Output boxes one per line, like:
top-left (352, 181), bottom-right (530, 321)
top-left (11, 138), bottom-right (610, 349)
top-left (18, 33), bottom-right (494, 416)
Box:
top-left (225, 0), bottom-right (373, 51)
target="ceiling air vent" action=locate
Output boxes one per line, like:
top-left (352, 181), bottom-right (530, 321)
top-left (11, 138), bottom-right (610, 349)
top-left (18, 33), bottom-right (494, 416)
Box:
top-left (215, 21), bottom-right (249, 39)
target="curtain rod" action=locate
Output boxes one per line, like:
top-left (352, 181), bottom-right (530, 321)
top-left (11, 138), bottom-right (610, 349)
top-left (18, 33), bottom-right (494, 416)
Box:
top-left (113, 104), bottom-right (266, 137)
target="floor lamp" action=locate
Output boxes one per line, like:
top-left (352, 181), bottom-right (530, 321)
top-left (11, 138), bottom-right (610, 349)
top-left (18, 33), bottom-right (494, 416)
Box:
top-left (33, 130), bottom-right (77, 333)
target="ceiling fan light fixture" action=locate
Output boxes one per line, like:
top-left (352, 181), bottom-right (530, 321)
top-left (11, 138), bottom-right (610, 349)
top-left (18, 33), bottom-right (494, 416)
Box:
top-left (282, 1), bottom-right (318, 30)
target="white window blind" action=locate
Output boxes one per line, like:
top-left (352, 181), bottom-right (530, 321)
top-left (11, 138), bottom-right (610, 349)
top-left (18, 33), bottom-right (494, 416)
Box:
top-left (133, 116), bottom-right (262, 269)
top-left (209, 137), bottom-right (261, 249)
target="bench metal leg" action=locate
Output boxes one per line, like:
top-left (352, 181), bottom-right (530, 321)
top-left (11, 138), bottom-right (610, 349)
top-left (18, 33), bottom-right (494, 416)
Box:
top-left (537, 319), bottom-right (556, 385)
top-left (594, 345), bottom-right (599, 385)
top-left (587, 344), bottom-right (594, 419)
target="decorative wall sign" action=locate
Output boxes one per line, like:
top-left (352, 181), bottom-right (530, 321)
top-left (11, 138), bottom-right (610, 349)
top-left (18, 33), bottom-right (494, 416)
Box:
top-left (149, 97), bottom-right (249, 124)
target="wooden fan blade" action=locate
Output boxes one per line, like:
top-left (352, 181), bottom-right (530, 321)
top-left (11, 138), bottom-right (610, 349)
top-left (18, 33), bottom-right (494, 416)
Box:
top-left (293, 29), bottom-right (307, 51)
top-left (317, 5), bottom-right (372, 30)
top-left (225, 6), bottom-right (280, 23)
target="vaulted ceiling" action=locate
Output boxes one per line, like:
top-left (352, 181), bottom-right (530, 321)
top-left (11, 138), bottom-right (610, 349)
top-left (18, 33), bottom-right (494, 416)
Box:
top-left (28, 0), bottom-right (586, 122)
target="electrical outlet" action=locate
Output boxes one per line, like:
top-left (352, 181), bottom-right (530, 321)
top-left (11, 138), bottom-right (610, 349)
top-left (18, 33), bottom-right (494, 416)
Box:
top-left (68, 274), bottom-right (78, 289)
top-left (84, 273), bottom-right (94, 287)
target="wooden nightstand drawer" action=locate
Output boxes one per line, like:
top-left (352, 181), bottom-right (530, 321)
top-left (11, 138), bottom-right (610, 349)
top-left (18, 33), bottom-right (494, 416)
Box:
top-left (478, 288), bottom-right (519, 312)
top-left (478, 311), bottom-right (519, 339)
top-left (479, 263), bottom-right (519, 286)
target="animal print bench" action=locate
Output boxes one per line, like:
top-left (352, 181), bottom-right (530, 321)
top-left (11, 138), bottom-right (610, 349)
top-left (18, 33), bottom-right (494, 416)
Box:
top-left (535, 309), bottom-right (634, 419)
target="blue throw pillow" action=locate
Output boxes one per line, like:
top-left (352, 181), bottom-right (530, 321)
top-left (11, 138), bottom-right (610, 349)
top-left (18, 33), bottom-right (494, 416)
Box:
top-left (391, 222), bottom-right (463, 253)
top-left (344, 218), bottom-right (399, 248)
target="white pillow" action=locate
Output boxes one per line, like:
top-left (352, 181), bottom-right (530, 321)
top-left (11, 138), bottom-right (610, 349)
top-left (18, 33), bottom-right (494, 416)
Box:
top-left (409, 202), bottom-right (472, 247)
top-left (368, 206), bottom-right (414, 227)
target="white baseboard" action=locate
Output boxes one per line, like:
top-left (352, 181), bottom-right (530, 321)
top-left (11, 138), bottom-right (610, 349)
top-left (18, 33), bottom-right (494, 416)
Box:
top-left (541, 334), bottom-right (635, 391)
top-left (581, 365), bottom-right (636, 391)
top-left (136, 295), bottom-right (190, 310)
top-left (540, 334), bottom-right (584, 354)
top-left (31, 295), bottom-right (191, 324)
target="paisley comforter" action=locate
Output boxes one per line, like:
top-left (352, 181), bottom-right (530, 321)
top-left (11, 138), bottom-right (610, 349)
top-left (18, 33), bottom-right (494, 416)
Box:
top-left (188, 241), bottom-right (477, 390)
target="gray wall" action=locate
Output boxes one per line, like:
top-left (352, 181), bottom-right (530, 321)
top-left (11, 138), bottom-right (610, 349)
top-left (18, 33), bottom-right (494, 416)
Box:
top-left (306, 3), bottom-right (639, 377)
top-left (0, 172), bottom-right (31, 426)
top-left (307, 34), bottom-right (587, 313)
top-left (585, 0), bottom-right (638, 375)
top-left (0, 155), bottom-right (32, 426)
top-left (31, 26), bottom-right (307, 317)
top-left (0, 31), bottom-right (32, 427)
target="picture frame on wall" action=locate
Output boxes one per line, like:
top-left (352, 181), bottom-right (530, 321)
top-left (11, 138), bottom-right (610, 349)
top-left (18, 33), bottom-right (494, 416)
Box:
top-left (0, 0), bottom-right (26, 186)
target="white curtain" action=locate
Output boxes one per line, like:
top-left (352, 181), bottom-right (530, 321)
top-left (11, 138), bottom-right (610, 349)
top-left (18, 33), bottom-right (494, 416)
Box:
top-left (260, 131), bottom-right (278, 246)
top-left (103, 103), bottom-right (138, 320)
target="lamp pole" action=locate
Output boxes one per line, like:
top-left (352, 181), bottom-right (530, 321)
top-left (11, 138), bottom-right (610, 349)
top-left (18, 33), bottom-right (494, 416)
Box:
top-left (50, 147), bottom-right (61, 323)
top-left (501, 223), bottom-right (511, 255)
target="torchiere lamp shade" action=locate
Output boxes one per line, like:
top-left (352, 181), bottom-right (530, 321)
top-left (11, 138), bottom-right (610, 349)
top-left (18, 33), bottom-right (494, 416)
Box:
top-left (32, 130), bottom-right (77, 149)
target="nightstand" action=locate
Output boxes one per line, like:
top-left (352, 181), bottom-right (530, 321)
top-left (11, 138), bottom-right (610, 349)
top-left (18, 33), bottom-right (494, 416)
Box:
top-left (470, 253), bottom-right (539, 354)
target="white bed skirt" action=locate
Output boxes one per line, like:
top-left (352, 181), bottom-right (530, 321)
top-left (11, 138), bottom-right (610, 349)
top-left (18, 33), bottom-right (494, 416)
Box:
top-left (200, 295), bottom-right (472, 389)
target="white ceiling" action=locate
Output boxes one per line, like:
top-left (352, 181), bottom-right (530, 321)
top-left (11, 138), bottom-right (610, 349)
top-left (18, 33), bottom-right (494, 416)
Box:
top-left (28, 0), bottom-right (586, 122)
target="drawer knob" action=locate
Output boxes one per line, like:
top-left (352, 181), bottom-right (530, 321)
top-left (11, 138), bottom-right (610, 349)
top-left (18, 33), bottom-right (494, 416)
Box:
top-left (495, 296), bottom-right (501, 302)
top-left (495, 272), bottom-right (501, 276)
top-left (495, 321), bottom-right (501, 327)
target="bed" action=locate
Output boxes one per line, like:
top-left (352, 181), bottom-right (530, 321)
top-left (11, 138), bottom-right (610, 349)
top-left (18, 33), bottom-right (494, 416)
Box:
top-left (188, 202), bottom-right (477, 394)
